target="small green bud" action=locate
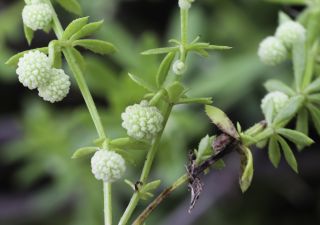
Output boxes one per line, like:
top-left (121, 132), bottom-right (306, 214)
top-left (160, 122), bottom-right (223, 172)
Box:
top-left (258, 36), bottom-right (287, 66)
top-left (121, 101), bottom-right (164, 140)
top-left (275, 21), bottom-right (306, 48)
top-left (91, 149), bottom-right (126, 183)
top-left (38, 68), bottom-right (71, 103)
top-left (22, 3), bottom-right (53, 31)
top-left (178, 0), bottom-right (194, 9)
top-left (172, 60), bottom-right (187, 75)
top-left (261, 91), bottom-right (289, 115)
top-left (16, 50), bottom-right (51, 90)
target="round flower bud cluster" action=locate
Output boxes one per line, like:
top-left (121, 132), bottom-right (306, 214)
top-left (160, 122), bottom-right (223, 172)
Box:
top-left (261, 91), bottom-right (289, 115)
top-left (22, 2), bottom-right (53, 31)
top-left (38, 69), bottom-right (71, 103)
top-left (121, 101), bottom-right (164, 140)
top-left (16, 50), bottom-right (71, 103)
top-left (91, 149), bottom-right (126, 183)
top-left (173, 60), bottom-right (187, 75)
top-left (257, 19), bottom-right (306, 66)
top-left (275, 21), bottom-right (306, 48)
top-left (178, 0), bottom-right (195, 9)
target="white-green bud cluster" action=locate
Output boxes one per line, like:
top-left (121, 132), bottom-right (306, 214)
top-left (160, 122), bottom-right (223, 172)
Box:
top-left (257, 36), bottom-right (287, 66)
top-left (22, 2), bottom-right (53, 31)
top-left (178, 0), bottom-right (195, 9)
top-left (261, 91), bottom-right (289, 115)
top-left (121, 101), bottom-right (164, 140)
top-left (16, 50), bottom-right (71, 103)
top-left (172, 60), bottom-right (187, 75)
top-left (38, 69), bottom-right (71, 103)
top-left (275, 21), bottom-right (306, 48)
top-left (16, 50), bottom-right (51, 90)
top-left (91, 149), bottom-right (126, 183)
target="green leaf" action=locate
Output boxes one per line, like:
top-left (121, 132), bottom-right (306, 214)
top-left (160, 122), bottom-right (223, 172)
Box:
top-left (177, 97), bottom-right (213, 105)
top-left (62, 17), bottom-right (88, 40)
top-left (263, 96), bottom-right (275, 125)
top-left (72, 146), bottom-right (97, 159)
top-left (156, 52), bottom-right (176, 87)
top-left (166, 82), bottom-right (186, 103)
top-left (296, 108), bottom-right (309, 150)
top-left (109, 137), bottom-right (149, 151)
top-left (276, 135), bottom-right (298, 173)
top-left (278, 11), bottom-right (292, 24)
top-left (48, 40), bottom-right (62, 68)
top-left (205, 105), bottom-right (239, 139)
top-left (240, 134), bottom-right (257, 146)
top-left (6, 47), bottom-right (49, 66)
top-left (273, 95), bottom-right (304, 127)
top-left (70, 20), bottom-right (104, 41)
top-left (141, 46), bottom-right (179, 55)
top-left (239, 146), bottom-right (254, 193)
top-left (24, 25), bottom-right (34, 46)
top-left (212, 159), bottom-right (226, 170)
top-left (128, 73), bottom-right (157, 92)
top-left (142, 180), bottom-right (161, 192)
top-left (195, 135), bottom-right (213, 164)
top-left (277, 128), bottom-right (314, 148)
top-left (307, 103), bottom-right (320, 136)
top-left (305, 78), bottom-right (320, 93)
top-left (266, 0), bottom-right (306, 5)
top-left (253, 127), bottom-right (273, 143)
top-left (264, 79), bottom-right (295, 96)
top-left (57, 0), bottom-right (82, 15)
top-left (113, 149), bottom-right (136, 166)
top-left (124, 179), bottom-right (135, 191)
top-left (73, 39), bottom-right (116, 55)
top-left (69, 47), bottom-right (86, 71)
top-left (268, 136), bottom-right (281, 168)
top-left (292, 38), bottom-right (306, 90)
top-left (307, 93), bottom-right (320, 104)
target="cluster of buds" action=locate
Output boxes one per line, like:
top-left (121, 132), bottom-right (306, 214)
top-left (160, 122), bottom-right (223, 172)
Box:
top-left (16, 50), bottom-right (70, 103)
top-left (261, 91), bottom-right (289, 117)
top-left (22, 0), bottom-right (53, 31)
top-left (121, 100), bottom-right (164, 140)
top-left (258, 20), bottom-right (305, 66)
top-left (91, 149), bottom-right (126, 183)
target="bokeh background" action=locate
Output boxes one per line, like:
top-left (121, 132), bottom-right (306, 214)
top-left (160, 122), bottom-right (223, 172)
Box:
top-left (1, 0), bottom-right (320, 225)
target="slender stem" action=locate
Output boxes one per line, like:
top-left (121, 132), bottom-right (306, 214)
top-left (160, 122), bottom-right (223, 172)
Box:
top-left (180, 8), bottom-right (188, 62)
top-left (46, 1), bottom-right (112, 224)
top-left (132, 174), bottom-right (188, 225)
top-left (118, 104), bottom-right (173, 225)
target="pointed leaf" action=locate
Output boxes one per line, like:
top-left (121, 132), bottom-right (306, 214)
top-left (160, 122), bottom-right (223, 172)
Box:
top-left (70, 20), bottom-right (104, 41)
top-left (24, 25), bottom-right (34, 45)
top-left (264, 79), bottom-right (295, 96)
top-left (72, 146), bottom-right (97, 159)
top-left (305, 78), bottom-right (320, 93)
top-left (142, 180), bottom-right (161, 192)
top-left (141, 46), bottom-right (179, 55)
top-left (109, 137), bottom-right (149, 151)
top-left (6, 47), bottom-right (49, 66)
top-left (73, 39), bottom-right (116, 55)
top-left (69, 47), bottom-right (86, 71)
top-left (239, 146), bottom-right (254, 193)
top-left (307, 93), bottom-right (320, 104)
top-left (205, 105), bottom-right (239, 139)
top-left (277, 128), bottom-right (314, 147)
top-left (268, 136), bottom-right (281, 168)
top-left (296, 108), bottom-right (309, 150)
top-left (278, 11), bottom-right (292, 24)
top-left (266, 0), bottom-right (306, 5)
top-left (292, 38), bottom-right (306, 90)
top-left (62, 17), bottom-right (88, 40)
top-left (128, 73), bottom-right (156, 92)
top-left (57, 0), bottom-right (82, 15)
top-left (166, 82), bottom-right (185, 103)
top-left (48, 40), bottom-right (62, 68)
top-left (307, 103), bottom-right (320, 136)
top-left (277, 135), bottom-right (298, 173)
top-left (156, 52), bottom-right (176, 87)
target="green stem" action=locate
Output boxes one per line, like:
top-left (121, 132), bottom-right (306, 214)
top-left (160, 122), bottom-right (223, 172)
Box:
top-left (46, 1), bottom-right (112, 224)
top-left (118, 104), bottom-right (173, 225)
top-left (180, 8), bottom-right (188, 62)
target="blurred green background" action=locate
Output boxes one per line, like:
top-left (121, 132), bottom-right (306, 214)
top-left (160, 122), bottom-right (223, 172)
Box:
top-left (1, 0), bottom-right (320, 225)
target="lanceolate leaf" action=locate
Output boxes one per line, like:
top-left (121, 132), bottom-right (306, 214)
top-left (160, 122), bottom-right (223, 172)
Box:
top-left (70, 20), bottom-right (104, 41)
top-left (141, 46), bottom-right (179, 55)
top-left (307, 103), bottom-right (320, 136)
top-left (292, 39), bottom-right (306, 90)
top-left (278, 11), bottom-right (292, 25)
top-left (264, 79), bottom-right (295, 96)
top-left (239, 146), bottom-right (254, 193)
top-left (205, 105), bottom-right (239, 139)
top-left (296, 108), bottom-right (309, 150)
top-left (307, 94), bottom-right (320, 104)
top-left (72, 146), bottom-right (97, 159)
top-left (277, 128), bottom-right (314, 147)
top-left (166, 82), bottom-right (185, 103)
top-left (305, 78), bottom-right (320, 93)
top-left (69, 47), bottom-right (86, 71)
top-left (48, 40), bottom-right (62, 68)
top-left (73, 39), bottom-right (116, 55)
top-left (57, 0), bottom-right (82, 15)
top-left (62, 17), bottom-right (88, 40)
top-left (273, 95), bottom-right (304, 127)
top-left (156, 52), bottom-right (176, 87)
top-left (6, 47), bottom-right (49, 66)
top-left (276, 135), bottom-right (298, 173)
top-left (128, 73), bottom-right (156, 92)
top-left (268, 136), bottom-right (281, 168)
top-left (109, 137), bottom-right (149, 151)
top-left (266, 0), bottom-right (306, 5)
top-left (24, 25), bottom-right (34, 46)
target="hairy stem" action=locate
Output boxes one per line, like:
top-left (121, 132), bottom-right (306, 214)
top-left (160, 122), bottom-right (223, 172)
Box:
top-left (118, 103), bottom-right (173, 225)
top-left (46, 1), bottom-right (111, 224)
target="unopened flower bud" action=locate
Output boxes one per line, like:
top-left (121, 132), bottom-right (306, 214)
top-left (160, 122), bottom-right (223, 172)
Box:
top-left (91, 150), bottom-right (126, 183)
top-left (121, 100), bottom-right (163, 140)
top-left (16, 50), bottom-right (51, 90)
top-left (261, 91), bottom-right (289, 115)
top-left (178, 0), bottom-right (194, 9)
top-left (22, 3), bottom-right (53, 31)
top-left (172, 60), bottom-right (187, 75)
top-left (258, 36), bottom-right (287, 66)
top-left (275, 21), bottom-right (306, 48)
